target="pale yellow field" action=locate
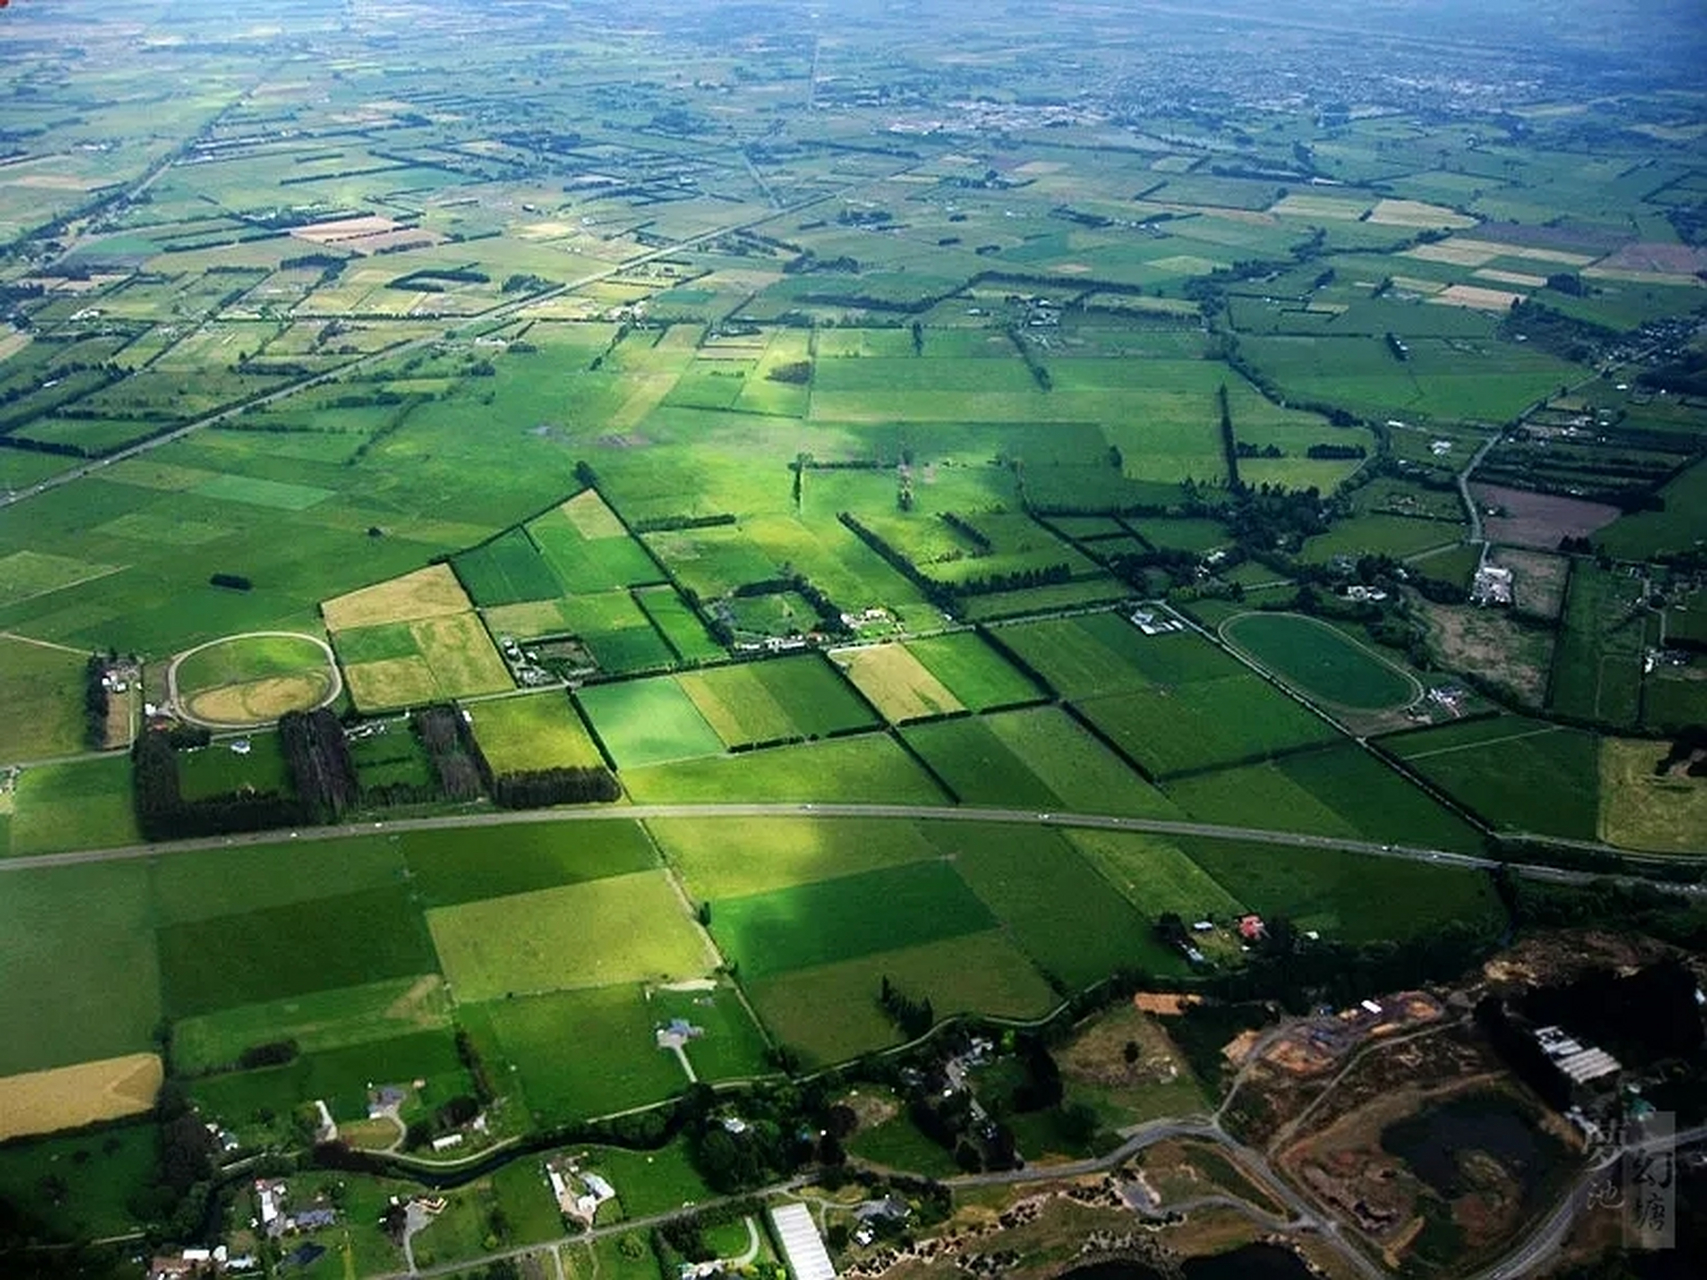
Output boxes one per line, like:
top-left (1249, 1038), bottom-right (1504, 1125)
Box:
top-left (1430, 283), bottom-right (1525, 311)
top-left (322, 564), bottom-right (473, 631)
top-left (0, 1053), bottom-right (162, 1141)
top-left (609, 373), bottom-right (681, 432)
top-left (483, 599), bottom-right (578, 638)
top-left (411, 613), bottom-right (513, 698)
top-left (1270, 193), bottom-right (1370, 220)
top-left (1601, 738), bottom-right (1707, 854)
top-left (344, 655), bottom-right (441, 711)
top-left (832, 645), bottom-right (964, 723)
top-left (1390, 275), bottom-right (1448, 295)
top-left (0, 330), bottom-right (31, 362)
top-left (1448, 239), bottom-right (1595, 267)
top-left (1474, 267), bottom-right (1549, 288)
top-left (562, 489), bottom-right (628, 540)
top-left (1367, 198), bottom-right (1477, 229)
top-left (1406, 241), bottom-right (1501, 267)
top-left (185, 672), bottom-right (332, 725)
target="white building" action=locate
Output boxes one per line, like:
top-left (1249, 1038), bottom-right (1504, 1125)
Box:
top-left (770, 1203), bottom-right (837, 1280)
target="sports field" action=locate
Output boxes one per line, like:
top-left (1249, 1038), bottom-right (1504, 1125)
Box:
top-left (174, 632), bottom-right (337, 726)
top-left (1222, 612), bottom-right (1419, 710)
top-left (427, 871), bottom-right (713, 1001)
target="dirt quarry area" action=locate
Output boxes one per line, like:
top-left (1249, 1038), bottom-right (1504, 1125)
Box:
top-left (1260, 992), bottom-right (1446, 1078)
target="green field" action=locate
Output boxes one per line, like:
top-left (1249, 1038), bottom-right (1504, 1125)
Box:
top-left (648, 982), bottom-right (773, 1083)
top-left (1079, 675), bottom-right (1340, 777)
top-left (932, 822), bottom-right (1187, 985)
top-left (650, 815), bottom-right (943, 900)
top-left (1222, 612), bottom-right (1419, 710)
top-left (982, 706), bottom-right (1180, 817)
top-left (170, 975), bottom-right (452, 1075)
top-left (453, 528), bottom-right (566, 607)
top-left (904, 632), bottom-right (1043, 709)
top-left (677, 655), bottom-right (876, 747)
top-left (467, 690), bottom-right (605, 773)
top-left (0, 636), bottom-right (91, 764)
top-left (1065, 828), bottom-right (1248, 919)
top-left (427, 871), bottom-right (711, 1001)
top-left (1179, 836), bottom-right (1503, 943)
top-left (481, 985), bottom-right (689, 1122)
top-left (401, 821), bottom-right (659, 907)
top-left (620, 733), bottom-right (947, 805)
top-left (159, 885), bottom-right (437, 1017)
top-left (576, 676), bottom-right (724, 767)
top-left (747, 930), bottom-right (1059, 1066)
top-left (8, 755), bottom-right (141, 856)
top-left (901, 716), bottom-right (1060, 807)
top-left (0, 862), bottom-right (161, 1074)
top-left (177, 733), bottom-right (294, 802)
top-left (1384, 718), bottom-right (1601, 840)
top-left (0, 1123), bottom-right (161, 1241)
top-left (712, 859), bottom-right (995, 980)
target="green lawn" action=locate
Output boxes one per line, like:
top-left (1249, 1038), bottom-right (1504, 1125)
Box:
top-left (8, 755), bottom-right (141, 856)
top-left (712, 859), bottom-right (995, 980)
top-left (427, 871), bottom-right (711, 1002)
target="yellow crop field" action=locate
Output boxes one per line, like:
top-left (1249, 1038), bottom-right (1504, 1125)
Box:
top-left (1600, 738), bottom-right (1707, 854)
top-left (563, 489), bottom-right (628, 540)
top-left (0, 1053), bottom-right (162, 1141)
top-left (184, 672), bottom-right (333, 725)
top-left (411, 613), bottom-right (512, 698)
top-left (322, 564), bottom-right (473, 632)
top-left (344, 655), bottom-right (441, 711)
top-left (832, 644), bottom-right (964, 723)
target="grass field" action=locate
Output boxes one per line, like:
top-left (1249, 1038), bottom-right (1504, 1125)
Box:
top-left (577, 676), bottom-right (724, 767)
top-left (711, 859), bottom-right (995, 980)
top-left (427, 871), bottom-right (712, 1001)
top-left (931, 822), bottom-right (1187, 985)
top-left (323, 564), bottom-right (474, 631)
top-left (184, 672), bottom-right (334, 725)
top-left (482, 985), bottom-right (689, 1122)
top-left (620, 733), bottom-right (947, 805)
top-left (904, 632), bottom-right (1043, 709)
top-left (158, 885), bottom-right (437, 1018)
top-left (1384, 718), bottom-right (1600, 840)
top-left (0, 1052), bottom-right (162, 1141)
top-left (453, 528), bottom-right (566, 607)
top-left (529, 494), bottom-right (661, 594)
top-left (901, 716), bottom-right (1060, 808)
top-left (1079, 675), bottom-right (1339, 777)
top-left (637, 586), bottom-right (725, 664)
top-left (982, 706), bottom-right (1181, 817)
top-left (173, 632), bottom-right (331, 695)
top-left (400, 821), bottom-right (659, 907)
top-left (677, 656), bottom-right (876, 747)
top-left (1222, 612), bottom-right (1419, 710)
top-left (1064, 828), bottom-right (1247, 919)
top-left (341, 609), bottom-right (513, 711)
top-left (649, 815), bottom-right (942, 899)
top-left (0, 636), bottom-right (90, 764)
top-left (0, 1122), bottom-right (161, 1241)
top-left (467, 691), bottom-right (605, 773)
top-left (831, 643), bottom-right (964, 722)
top-left (0, 862), bottom-right (160, 1075)
top-left (1179, 836), bottom-right (1503, 943)
top-left (170, 975), bottom-right (452, 1075)
top-left (647, 982), bottom-right (772, 1082)
top-left (8, 755), bottom-right (141, 856)
top-left (747, 930), bottom-right (1058, 1066)
top-left (178, 733), bottom-right (293, 802)
top-left (1599, 737), bottom-right (1707, 853)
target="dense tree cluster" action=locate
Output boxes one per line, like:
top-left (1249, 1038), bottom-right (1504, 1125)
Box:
top-left (279, 708), bottom-right (359, 819)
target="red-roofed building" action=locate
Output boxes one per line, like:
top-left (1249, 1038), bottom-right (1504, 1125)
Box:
top-left (1238, 914), bottom-right (1266, 942)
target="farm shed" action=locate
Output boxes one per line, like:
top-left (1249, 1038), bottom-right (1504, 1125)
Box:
top-left (771, 1202), bottom-right (837, 1280)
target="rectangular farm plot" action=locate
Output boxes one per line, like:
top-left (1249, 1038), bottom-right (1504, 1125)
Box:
top-left (1384, 718), bottom-right (1600, 841)
top-left (426, 871), bottom-right (714, 1002)
top-left (930, 823), bottom-right (1185, 985)
top-left (577, 676), bottom-right (724, 768)
top-left (193, 473), bottom-right (333, 511)
top-left (992, 612), bottom-right (1177, 699)
top-left (158, 885), bottom-right (437, 1018)
top-left (983, 707), bottom-right (1179, 818)
top-left (8, 756), bottom-right (141, 856)
top-left (400, 821), bottom-right (658, 908)
top-left (0, 549), bottom-right (120, 609)
top-left (650, 816), bottom-right (943, 900)
top-left (323, 564), bottom-right (474, 631)
top-left (620, 734), bottom-right (947, 805)
top-left (901, 717), bottom-right (1059, 809)
top-left (467, 691), bottom-right (604, 774)
top-left (747, 931), bottom-right (1058, 1067)
top-left (452, 528), bottom-right (566, 607)
top-left (1065, 829), bottom-right (1247, 920)
top-left (410, 613), bottom-right (512, 698)
top-left (711, 860), bottom-right (996, 981)
top-left (678, 656), bottom-right (877, 747)
top-left (832, 644), bottom-right (964, 722)
top-left (904, 632), bottom-right (1043, 710)
top-left (480, 985), bottom-right (689, 1122)
top-left (637, 586), bottom-right (725, 663)
top-left (529, 502), bottom-right (660, 594)
top-left (1078, 675), bottom-right (1338, 778)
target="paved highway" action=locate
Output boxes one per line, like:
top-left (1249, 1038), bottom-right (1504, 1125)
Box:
top-left (0, 796), bottom-right (1605, 886)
